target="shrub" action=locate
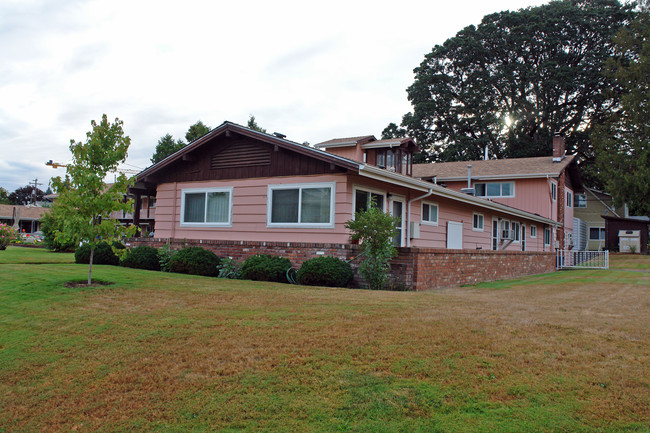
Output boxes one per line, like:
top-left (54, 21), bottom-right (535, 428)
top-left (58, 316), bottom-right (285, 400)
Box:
top-left (168, 246), bottom-right (220, 277)
top-left (345, 206), bottom-right (399, 290)
top-left (240, 254), bottom-right (292, 283)
top-left (158, 245), bottom-right (174, 272)
top-left (218, 257), bottom-right (242, 279)
top-left (121, 245), bottom-right (161, 271)
top-left (40, 212), bottom-right (76, 252)
top-left (0, 223), bottom-right (18, 250)
top-left (297, 256), bottom-right (354, 287)
top-left (74, 241), bottom-right (120, 266)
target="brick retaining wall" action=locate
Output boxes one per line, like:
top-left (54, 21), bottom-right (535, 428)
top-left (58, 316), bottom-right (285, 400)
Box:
top-left (128, 238), bottom-right (556, 290)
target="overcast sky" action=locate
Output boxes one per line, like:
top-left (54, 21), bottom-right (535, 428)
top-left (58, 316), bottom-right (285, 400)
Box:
top-left (0, 0), bottom-right (549, 192)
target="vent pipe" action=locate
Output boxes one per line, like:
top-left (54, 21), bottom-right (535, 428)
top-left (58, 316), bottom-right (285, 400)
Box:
top-left (484, 146), bottom-right (488, 160)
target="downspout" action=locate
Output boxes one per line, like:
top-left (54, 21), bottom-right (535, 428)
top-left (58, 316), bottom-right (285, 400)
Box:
top-left (406, 188), bottom-right (434, 247)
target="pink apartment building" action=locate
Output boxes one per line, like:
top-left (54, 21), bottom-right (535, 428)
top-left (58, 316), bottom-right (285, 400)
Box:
top-left (131, 122), bottom-right (560, 254)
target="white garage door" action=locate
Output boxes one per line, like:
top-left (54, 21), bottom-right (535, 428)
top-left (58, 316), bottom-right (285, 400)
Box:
top-left (447, 221), bottom-right (463, 249)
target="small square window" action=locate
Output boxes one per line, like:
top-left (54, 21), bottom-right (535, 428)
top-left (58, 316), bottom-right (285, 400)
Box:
top-left (422, 202), bottom-right (438, 225)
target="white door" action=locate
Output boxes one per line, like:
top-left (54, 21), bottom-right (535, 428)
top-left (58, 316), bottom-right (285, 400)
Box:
top-left (447, 221), bottom-right (463, 249)
top-left (391, 198), bottom-right (405, 247)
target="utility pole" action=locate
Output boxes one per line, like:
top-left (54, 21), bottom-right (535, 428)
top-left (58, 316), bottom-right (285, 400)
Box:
top-left (29, 178), bottom-right (42, 205)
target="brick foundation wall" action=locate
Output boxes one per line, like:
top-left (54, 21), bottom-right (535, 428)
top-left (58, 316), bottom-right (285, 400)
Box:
top-left (128, 238), bottom-right (556, 291)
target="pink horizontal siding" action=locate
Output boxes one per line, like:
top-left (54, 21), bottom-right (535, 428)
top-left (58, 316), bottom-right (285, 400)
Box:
top-left (154, 174), bottom-right (354, 244)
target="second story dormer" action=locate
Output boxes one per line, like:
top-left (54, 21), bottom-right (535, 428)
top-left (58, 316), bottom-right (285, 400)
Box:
top-left (314, 136), bottom-right (419, 176)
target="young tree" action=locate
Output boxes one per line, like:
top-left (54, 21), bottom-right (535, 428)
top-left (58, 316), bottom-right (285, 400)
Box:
top-left (345, 206), bottom-right (399, 290)
top-left (51, 114), bottom-right (136, 285)
top-left (398, 0), bottom-right (633, 184)
top-left (150, 133), bottom-right (185, 164)
top-left (185, 120), bottom-right (211, 143)
top-left (594, 2), bottom-right (650, 215)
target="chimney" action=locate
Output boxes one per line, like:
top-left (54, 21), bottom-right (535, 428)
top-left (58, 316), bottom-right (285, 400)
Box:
top-left (552, 134), bottom-right (565, 162)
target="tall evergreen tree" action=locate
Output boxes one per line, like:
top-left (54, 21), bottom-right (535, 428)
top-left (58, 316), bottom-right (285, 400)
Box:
top-left (185, 120), bottom-right (211, 143)
top-left (151, 133), bottom-right (185, 164)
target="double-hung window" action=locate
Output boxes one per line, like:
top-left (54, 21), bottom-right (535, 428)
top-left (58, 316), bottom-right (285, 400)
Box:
top-left (574, 194), bottom-right (587, 208)
top-left (566, 191), bottom-right (572, 207)
top-left (589, 227), bottom-right (606, 241)
top-left (544, 227), bottom-right (552, 245)
top-left (530, 225), bottom-right (537, 238)
top-left (473, 213), bottom-right (484, 231)
top-left (421, 202), bottom-right (438, 225)
top-left (267, 182), bottom-right (335, 228)
top-left (181, 187), bottom-right (233, 226)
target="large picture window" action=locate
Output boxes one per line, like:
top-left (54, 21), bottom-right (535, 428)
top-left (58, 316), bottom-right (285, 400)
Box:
top-left (181, 187), bottom-right (233, 226)
top-left (475, 182), bottom-right (514, 198)
top-left (268, 182), bottom-right (335, 228)
top-left (589, 227), bottom-right (606, 241)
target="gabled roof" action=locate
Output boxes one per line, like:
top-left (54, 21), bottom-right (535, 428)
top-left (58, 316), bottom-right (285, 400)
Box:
top-left (133, 121), bottom-right (559, 227)
top-left (413, 155), bottom-right (578, 181)
top-left (314, 135), bottom-right (376, 148)
top-left (136, 121), bottom-right (360, 184)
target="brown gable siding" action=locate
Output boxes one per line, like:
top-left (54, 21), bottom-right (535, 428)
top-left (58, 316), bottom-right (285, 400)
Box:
top-left (148, 134), bottom-right (347, 184)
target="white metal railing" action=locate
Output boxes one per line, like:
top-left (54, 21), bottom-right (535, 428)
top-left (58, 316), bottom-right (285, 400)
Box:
top-left (556, 250), bottom-right (609, 270)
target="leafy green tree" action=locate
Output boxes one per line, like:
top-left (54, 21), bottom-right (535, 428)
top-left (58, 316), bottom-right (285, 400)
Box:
top-left (51, 114), bottom-right (137, 285)
top-left (345, 207), bottom-right (399, 290)
top-left (0, 187), bottom-right (10, 204)
top-left (8, 186), bottom-right (45, 205)
top-left (381, 123), bottom-right (407, 140)
top-left (594, 1), bottom-right (650, 215)
top-left (399, 0), bottom-right (633, 182)
top-left (151, 133), bottom-right (185, 164)
top-left (247, 115), bottom-right (267, 133)
top-left (185, 120), bottom-right (211, 143)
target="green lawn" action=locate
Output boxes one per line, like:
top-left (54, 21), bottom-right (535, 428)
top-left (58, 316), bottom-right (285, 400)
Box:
top-left (1, 246), bottom-right (648, 433)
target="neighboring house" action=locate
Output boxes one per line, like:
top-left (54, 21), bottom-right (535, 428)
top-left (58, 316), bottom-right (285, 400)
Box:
top-left (110, 195), bottom-right (156, 235)
top-left (572, 188), bottom-right (621, 251)
top-left (412, 135), bottom-right (582, 250)
top-left (0, 204), bottom-right (49, 234)
top-left (130, 121), bottom-right (558, 253)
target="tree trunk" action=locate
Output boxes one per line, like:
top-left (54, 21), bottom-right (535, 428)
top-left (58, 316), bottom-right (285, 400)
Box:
top-left (88, 246), bottom-right (94, 286)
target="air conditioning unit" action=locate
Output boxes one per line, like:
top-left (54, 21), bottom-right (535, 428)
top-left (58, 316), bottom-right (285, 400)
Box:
top-left (501, 229), bottom-right (513, 240)
top-left (410, 221), bottom-right (420, 239)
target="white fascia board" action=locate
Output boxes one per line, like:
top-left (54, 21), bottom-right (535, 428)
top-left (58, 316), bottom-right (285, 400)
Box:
top-left (359, 165), bottom-right (559, 226)
top-left (313, 142), bottom-right (357, 149)
top-left (360, 141), bottom-right (402, 149)
top-left (434, 173), bottom-right (561, 182)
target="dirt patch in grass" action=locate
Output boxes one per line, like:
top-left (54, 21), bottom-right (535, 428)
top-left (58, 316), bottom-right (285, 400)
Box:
top-left (64, 280), bottom-right (115, 288)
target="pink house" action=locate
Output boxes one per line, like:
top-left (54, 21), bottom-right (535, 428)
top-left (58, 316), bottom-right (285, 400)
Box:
top-left (412, 135), bottom-right (582, 250)
top-left (131, 122), bottom-right (559, 253)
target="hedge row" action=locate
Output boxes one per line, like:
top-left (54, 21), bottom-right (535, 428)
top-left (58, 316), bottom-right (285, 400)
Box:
top-left (74, 243), bottom-right (354, 288)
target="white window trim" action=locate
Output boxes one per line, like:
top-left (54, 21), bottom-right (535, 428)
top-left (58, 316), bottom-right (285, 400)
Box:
top-left (267, 182), bottom-right (336, 229)
top-left (475, 182), bottom-right (515, 198)
top-left (551, 181), bottom-right (557, 201)
top-left (180, 187), bottom-right (233, 227)
top-left (472, 212), bottom-right (484, 232)
top-left (544, 227), bottom-right (552, 246)
top-left (511, 220), bottom-right (521, 243)
top-left (352, 185), bottom-right (387, 215)
top-left (588, 225), bottom-right (606, 241)
top-left (567, 190), bottom-right (573, 208)
top-left (421, 201), bottom-right (439, 226)
top-left (530, 225), bottom-right (537, 238)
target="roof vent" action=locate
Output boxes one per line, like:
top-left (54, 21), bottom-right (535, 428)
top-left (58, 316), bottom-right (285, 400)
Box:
top-left (273, 132), bottom-right (286, 139)
top-left (461, 188), bottom-right (476, 196)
